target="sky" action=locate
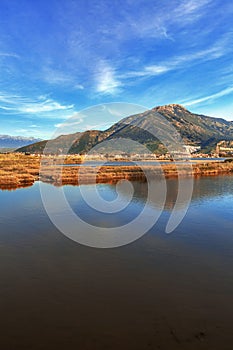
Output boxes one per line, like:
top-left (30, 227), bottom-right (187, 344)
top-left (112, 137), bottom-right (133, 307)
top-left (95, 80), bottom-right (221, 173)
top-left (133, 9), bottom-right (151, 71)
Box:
top-left (0, 0), bottom-right (233, 139)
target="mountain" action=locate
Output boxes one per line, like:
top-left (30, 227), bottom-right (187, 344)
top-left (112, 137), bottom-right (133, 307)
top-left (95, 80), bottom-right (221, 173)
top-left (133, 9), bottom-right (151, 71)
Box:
top-left (16, 130), bottom-right (108, 154)
top-left (16, 104), bottom-right (233, 154)
top-left (0, 135), bottom-right (42, 149)
top-left (154, 104), bottom-right (233, 150)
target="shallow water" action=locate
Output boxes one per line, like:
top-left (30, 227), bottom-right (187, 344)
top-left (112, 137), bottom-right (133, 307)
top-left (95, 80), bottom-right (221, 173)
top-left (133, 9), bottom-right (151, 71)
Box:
top-left (61, 157), bottom-right (225, 167)
top-left (0, 176), bottom-right (233, 349)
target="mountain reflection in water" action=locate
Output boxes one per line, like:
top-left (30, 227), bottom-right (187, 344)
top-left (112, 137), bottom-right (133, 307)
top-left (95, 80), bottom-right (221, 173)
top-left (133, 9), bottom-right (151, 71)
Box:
top-left (0, 176), bottom-right (232, 350)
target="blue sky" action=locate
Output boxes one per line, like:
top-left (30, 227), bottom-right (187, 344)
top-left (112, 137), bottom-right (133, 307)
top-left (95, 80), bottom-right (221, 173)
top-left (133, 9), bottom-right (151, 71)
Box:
top-left (0, 0), bottom-right (233, 138)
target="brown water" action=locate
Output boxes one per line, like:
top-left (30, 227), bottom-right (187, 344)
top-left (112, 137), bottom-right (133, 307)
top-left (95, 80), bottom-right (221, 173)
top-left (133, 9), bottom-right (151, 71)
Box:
top-left (0, 176), bottom-right (233, 349)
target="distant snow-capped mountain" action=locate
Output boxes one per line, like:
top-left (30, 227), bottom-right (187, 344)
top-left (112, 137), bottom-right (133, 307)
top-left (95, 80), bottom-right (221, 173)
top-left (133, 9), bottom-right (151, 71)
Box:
top-left (0, 135), bottom-right (42, 149)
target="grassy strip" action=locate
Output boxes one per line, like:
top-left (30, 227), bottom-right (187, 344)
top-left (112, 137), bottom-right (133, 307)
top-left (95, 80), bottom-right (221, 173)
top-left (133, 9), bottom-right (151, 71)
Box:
top-left (1, 153), bottom-right (233, 189)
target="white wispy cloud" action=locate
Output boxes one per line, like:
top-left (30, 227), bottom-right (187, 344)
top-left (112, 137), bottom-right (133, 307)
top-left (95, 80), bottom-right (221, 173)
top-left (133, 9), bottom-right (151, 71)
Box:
top-left (74, 84), bottom-right (84, 90)
top-left (0, 92), bottom-right (74, 117)
top-left (14, 128), bottom-right (28, 134)
top-left (54, 118), bottom-right (84, 129)
top-left (183, 87), bottom-right (233, 106)
top-left (19, 100), bottom-right (73, 113)
top-left (41, 67), bottom-right (74, 85)
top-left (95, 61), bottom-right (121, 95)
top-left (110, 0), bottom-right (212, 43)
top-left (175, 0), bottom-right (212, 19)
top-left (40, 67), bottom-right (84, 91)
top-left (0, 52), bottom-right (20, 58)
top-left (122, 65), bottom-right (170, 78)
top-left (119, 35), bottom-right (232, 80)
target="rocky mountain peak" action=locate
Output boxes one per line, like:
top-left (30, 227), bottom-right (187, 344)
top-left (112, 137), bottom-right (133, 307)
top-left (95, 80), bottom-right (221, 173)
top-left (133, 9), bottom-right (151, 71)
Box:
top-left (154, 104), bottom-right (188, 113)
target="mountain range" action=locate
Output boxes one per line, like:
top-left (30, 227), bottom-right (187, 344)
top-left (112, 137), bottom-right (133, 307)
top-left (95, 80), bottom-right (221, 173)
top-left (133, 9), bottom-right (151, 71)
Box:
top-left (16, 104), bottom-right (233, 154)
top-left (0, 135), bottom-right (42, 149)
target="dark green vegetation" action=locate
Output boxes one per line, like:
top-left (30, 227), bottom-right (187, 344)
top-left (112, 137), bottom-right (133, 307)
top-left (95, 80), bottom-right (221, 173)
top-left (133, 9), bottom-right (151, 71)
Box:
top-left (17, 104), bottom-right (233, 154)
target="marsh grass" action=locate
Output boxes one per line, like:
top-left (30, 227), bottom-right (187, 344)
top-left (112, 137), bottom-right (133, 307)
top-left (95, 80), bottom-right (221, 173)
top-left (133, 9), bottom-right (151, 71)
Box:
top-left (1, 153), bottom-right (233, 189)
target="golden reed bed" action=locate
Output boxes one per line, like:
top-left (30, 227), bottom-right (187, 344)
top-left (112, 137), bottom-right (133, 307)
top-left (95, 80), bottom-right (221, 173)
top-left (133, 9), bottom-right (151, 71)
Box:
top-left (0, 153), bottom-right (233, 190)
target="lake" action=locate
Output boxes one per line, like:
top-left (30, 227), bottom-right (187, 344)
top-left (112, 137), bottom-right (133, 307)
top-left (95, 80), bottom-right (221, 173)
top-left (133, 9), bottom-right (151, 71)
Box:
top-left (0, 176), bottom-right (233, 349)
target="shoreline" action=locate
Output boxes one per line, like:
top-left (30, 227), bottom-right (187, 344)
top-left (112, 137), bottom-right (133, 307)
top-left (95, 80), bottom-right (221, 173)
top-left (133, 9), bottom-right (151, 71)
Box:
top-left (0, 153), bottom-right (233, 190)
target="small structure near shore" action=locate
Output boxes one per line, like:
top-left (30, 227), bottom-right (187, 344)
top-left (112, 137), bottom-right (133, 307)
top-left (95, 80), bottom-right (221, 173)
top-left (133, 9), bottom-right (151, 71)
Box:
top-left (216, 141), bottom-right (233, 157)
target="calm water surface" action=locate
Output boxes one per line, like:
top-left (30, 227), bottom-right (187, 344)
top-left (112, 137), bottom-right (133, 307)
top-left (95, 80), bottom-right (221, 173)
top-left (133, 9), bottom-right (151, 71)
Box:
top-left (61, 158), bottom-right (225, 167)
top-left (0, 176), bottom-right (233, 350)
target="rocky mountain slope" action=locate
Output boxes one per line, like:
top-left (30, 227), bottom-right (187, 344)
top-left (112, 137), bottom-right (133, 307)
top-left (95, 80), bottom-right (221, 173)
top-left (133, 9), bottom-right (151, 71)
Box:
top-left (16, 104), bottom-right (233, 154)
